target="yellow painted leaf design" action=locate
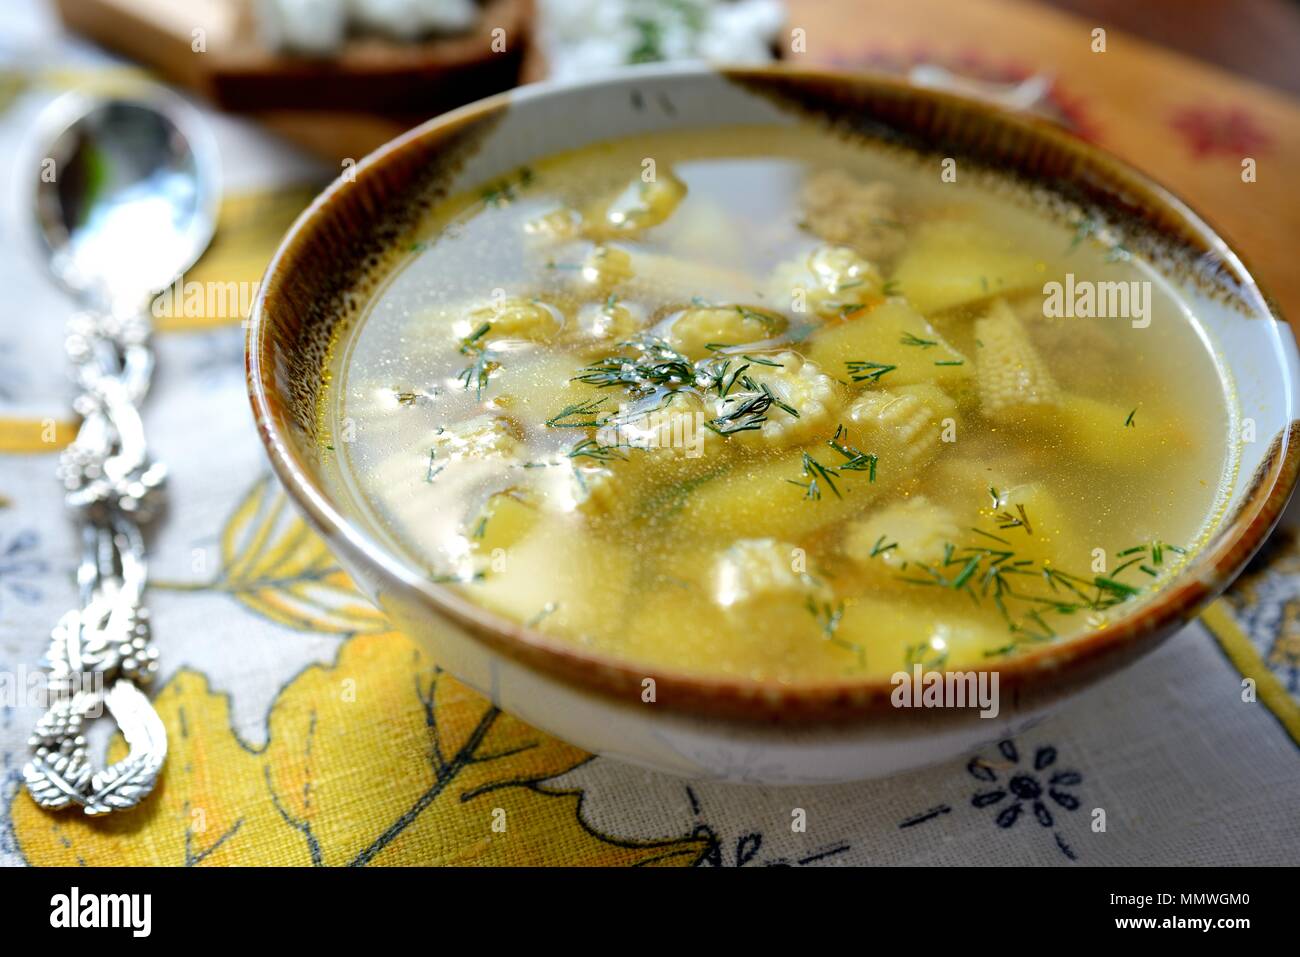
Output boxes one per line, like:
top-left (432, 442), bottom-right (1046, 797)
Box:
top-left (153, 187), bottom-right (322, 332)
top-left (0, 70), bottom-right (28, 115)
top-left (0, 417), bottom-right (78, 453)
top-left (217, 476), bottom-right (387, 634)
top-left (14, 632), bottom-right (707, 867)
top-left (11, 671), bottom-right (297, 865)
top-left (262, 631), bottom-right (705, 865)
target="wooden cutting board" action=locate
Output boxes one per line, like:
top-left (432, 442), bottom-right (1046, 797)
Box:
top-left (54, 0), bottom-right (533, 158)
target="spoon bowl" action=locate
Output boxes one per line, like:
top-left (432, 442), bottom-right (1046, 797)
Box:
top-left (32, 92), bottom-right (221, 308)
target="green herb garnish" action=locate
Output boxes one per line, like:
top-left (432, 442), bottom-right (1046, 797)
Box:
top-left (899, 331), bottom-right (937, 349)
top-left (567, 437), bottom-right (627, 462)
top-left (546, 396), bottom-right (610, 429)
top-left (845, 360), bottom-right (897, 384)
top-left (870, 535), bottom-right (898, 558)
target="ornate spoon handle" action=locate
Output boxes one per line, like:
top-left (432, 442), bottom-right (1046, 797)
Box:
top-left (23, 309), bottom-right (167, 815)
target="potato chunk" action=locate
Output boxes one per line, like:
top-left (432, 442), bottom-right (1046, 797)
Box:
top-left (579, 245), bottom-right (634, 292)
top-left (835, 597), bottom-right (1007, 673)
top-left (666, 445), bottom-right (878, 540)
top-left (472, 517), bottom-right (633, 638)
top-left (576, 296), bottom-right (646, 343)
top-left (805, 300), bottom-right (971, 388)
top-left (470, 491), bottom-right (540, 554)
top-left (891, 220), bottom-right (1042, 313)
top-left (1023, 395), bottom-right (1193, 472)
top-left (464, 297), bottom-right (564, 343)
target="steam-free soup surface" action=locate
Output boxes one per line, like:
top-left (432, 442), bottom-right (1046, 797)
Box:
top-left (323, 125), bottom-right (1235, 682)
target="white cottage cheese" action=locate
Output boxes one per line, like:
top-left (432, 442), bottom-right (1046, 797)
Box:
top-left (255, 0), bottom-right (478, 53)
top-left (538, 0), bottom-right (786, 81)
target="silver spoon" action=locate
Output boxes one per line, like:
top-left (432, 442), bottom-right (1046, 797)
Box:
top-left (23, 91), bottom-right (220, 816)
top-left (33, 92), bottom-right (221, 308)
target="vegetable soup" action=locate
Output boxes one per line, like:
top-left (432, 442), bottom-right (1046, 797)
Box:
top-left (320, 125), bottom-right (1236, 682)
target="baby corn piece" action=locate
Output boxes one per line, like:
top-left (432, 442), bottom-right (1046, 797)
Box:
top-left (842, 496), bottom-right (959, 570)
top-left (974, 299), bottom-right (1061, 421)
top-left (844, 388), bottom-right (947, 471)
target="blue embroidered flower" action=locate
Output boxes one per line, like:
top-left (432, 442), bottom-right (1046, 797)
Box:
top-left (685, 786), bottom-right (851, 867)
top-left (969, 739), bottom-right (1081, 831)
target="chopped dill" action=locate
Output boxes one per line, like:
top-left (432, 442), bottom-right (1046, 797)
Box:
top-left (899, 331), bottom-right (937, 349)
top-left (788, 451), bottom-right (842, 500)
top-left (1095, 576), bottom-right (1140, 598)
top-left (456, 322), bottom-right (498, 399)
top-left (431, 569), bottom-right (486, 585)
top-left (829, 425), bottom-right (877, 480)
top-left (1067, 217), bottom-right (1097, 253)
top-left (527, 602), bottom-right (559, 627)
top-left (870, 535), bottom-right (898, 558)
top-left (567, 437), bottom-right (627, 462)
top-left (704, 343), bottom-right (784, 367)
top-left (789, 427), bottom-right (879, 499)
top-left (480, 166), bottom-right (534, 208)
top-left (806, 598), bottom-right (864, 666)
top-left (995, 504), bottom-right (1033, 536)
top-left (845, 360), bottom-right (897, 384)
top-left (546, 396), bottom-right (609, 429)
top-left (894, 526), bottom-right (1179, 644)
top-left (710, 383), bottom-right (780, 436)
top-left (425, 449), bottom-right (444, 483)
top-left (1125, 408), bottom-right (1137, 428)
top-left (575, 336), bottom-right (696, 392)
top-left (734, 304), bottom-right (784, 330)
top-left (906, 641), bottom-right (949, 670)
top-left (1110, 556), bottom-right (1144, 576)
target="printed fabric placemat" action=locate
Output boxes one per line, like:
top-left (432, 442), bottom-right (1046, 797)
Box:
top-left (0, 0), bottom-right (1298, 865)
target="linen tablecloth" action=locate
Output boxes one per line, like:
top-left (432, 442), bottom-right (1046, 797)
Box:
top-left (1, 0), bottom-right (1297, 866)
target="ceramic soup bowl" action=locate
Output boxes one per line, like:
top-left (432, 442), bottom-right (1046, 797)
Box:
top-left (247, 65), bottom-right (1299, 784)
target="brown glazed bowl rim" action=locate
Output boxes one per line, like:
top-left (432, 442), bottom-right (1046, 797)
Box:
top-left (248, 64), bottom-right (1299, 724)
